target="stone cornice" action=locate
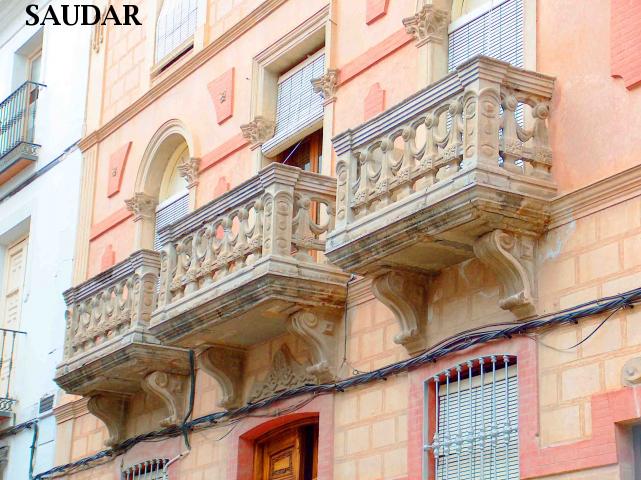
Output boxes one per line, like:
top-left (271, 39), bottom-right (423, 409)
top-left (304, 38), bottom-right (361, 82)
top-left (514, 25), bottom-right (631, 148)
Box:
top-left (550, 163), bottom-right (641, 229)
top-left (77, 0), bottom-right (288, 153)
top-left (53, 397), bottom-right (90, 424)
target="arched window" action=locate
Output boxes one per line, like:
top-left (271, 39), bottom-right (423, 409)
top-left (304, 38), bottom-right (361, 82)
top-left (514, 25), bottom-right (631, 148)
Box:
top-left (155, 0), bottom-right (198, 63)
top-left (154, 144), bottom-right (189, 250)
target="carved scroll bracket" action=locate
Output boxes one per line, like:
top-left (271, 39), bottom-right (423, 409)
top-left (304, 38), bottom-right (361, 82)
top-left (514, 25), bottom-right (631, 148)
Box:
top-left (474, 229), bottom-right (537, 319)
top-left (622, 357), bottom-right (641, 386)
top-left (288, 309), bottom-right (340, 382)
top-left (141, 371), bottom-right (190, 427)
top-left (198, 346), bottom-right (246, 409)
top-left (87, 393), bottom-right (128, 447)
top-left (371, 270), bottom-right (430, 355)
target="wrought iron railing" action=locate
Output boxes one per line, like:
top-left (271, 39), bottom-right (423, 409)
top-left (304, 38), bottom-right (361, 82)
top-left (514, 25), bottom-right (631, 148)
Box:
top-left (0, 81), bottom-right (45, 161)
top-left (0, 327), bottom-right (27, 415)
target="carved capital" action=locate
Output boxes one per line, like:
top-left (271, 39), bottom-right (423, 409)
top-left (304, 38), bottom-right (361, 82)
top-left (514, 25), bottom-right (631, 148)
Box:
top-left (474, 230), bottom-right (537, 319)
top-left (371, 271), bottom-right (429, 355)
top-left (87, 393), bottom-right (127, 447)
top-left (288, 309), bottom-right (339, 382)
top-left (312, 69), bottom-right (339, 102)
top-left (177, 157), bottom-right (201, 188)
top-left (125, 193), bottom-right (158, 221)
top-left (240, 116), bottom-right (275, 149)
top-left (403, 5), bottom-right (449, 46)
top-left (141, 371), bottom-right (190, 427)
top-left (198, 346), bottom-right (245, 409)
top-left (622, 357), bottom-right (641, 386)
top-left (248, 344), bottom-right (316, 403)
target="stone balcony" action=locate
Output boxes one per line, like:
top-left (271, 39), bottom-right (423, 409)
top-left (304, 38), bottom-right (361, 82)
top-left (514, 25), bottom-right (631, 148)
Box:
top-left (149, 163), bottom-right (348, 404)
top-left (55, 250), bottom-right (191, 446)
top-left (327, 56), bottom-right (556, 354)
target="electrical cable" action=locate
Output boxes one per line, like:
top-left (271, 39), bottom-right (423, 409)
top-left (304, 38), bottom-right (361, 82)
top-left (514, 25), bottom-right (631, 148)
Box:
top-left (32, 285), bottom-right (641, 479)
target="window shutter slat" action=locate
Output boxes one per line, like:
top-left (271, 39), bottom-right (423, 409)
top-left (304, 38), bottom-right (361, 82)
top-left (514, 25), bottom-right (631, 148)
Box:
top-left (155, 0), bottom-right (198, 63)
top-left (154, 193), bottom-right (189, 250)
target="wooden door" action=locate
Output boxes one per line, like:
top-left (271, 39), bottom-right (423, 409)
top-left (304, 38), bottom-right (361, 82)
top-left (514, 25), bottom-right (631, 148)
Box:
top-left (254, 422), bottom-right (318, 480)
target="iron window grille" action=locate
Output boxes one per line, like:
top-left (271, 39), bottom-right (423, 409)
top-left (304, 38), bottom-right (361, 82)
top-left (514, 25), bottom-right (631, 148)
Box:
top-left (122, 458), bottom-right (169, 480)
top-left (423, 355), bottom-right (519, 480)
top-left (155, 0), bottom-right (198, 64)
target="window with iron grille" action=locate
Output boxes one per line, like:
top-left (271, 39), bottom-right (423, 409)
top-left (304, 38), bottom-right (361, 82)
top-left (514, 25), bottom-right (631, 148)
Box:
top-left (122, 458), bottom-right (169, 480)
top-left (261, 50), bottom-right (325, 154)
top-left (155, 0), bottom-right (198, 63)
top-left (423, 355), bottom-right (519, 480)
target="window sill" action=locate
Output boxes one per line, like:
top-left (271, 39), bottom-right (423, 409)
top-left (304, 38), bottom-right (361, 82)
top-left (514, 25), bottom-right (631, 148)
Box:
top-left (150, 37), bottom-right (195, 81)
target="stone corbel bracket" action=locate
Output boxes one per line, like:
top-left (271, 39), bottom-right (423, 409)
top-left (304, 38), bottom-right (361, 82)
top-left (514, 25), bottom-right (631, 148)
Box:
top-left (141, 371), bottom-right (190, 427)
top-left (371, 270), bottom-right (430, 355)
top-left (474, 229), bottom-right (537, 319)
top-left (87, 393), bottom-right (128, 447)
top-left (622, 357), bottom-right (641, 386)
top-left (198, 346), bottom-right (246, 409)
top-left (288, 309), bottom-right (340, 382)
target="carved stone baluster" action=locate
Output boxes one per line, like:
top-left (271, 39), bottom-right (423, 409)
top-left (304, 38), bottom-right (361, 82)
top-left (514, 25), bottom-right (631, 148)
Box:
top-left (395, 127), bottom-right (415, 199)
top-left (500, 89), bottom-right (523, 173)
top-left (87, 393), bottom-right (127, 447)
top-left (171, 239), bottom-right (188, 300)
top-left (184, 234), bottom-right (199, 296)
top-left (199, 346), bottom-right (245, 409)
top-left (334, 158), bottom-right (350, 230)
top-left (377, 138), bottom-right (394, 207)
top-left (353, 150), bottom-right (371, 216)
top-left (199, 225), bottom-right (214, 286)
top-left (416, 113), bottom-right (438, 189)
top-left (473, 229), bottom-right (537, 319)
top-left (530, 101), bottom-right (552, 179)
top-left (235, 208), bottom-right (249, 268)
top-left (157, 243), bottom-right (175, 308)
top-left (219, 215), bottom-right (233, 274)
top-left (371, 271), bottom-right (429, 355)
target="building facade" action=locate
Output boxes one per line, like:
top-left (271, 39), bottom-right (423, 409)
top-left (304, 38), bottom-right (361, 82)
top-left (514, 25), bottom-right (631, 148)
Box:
top-left (46, 0), bottom-right (641, 479)
top-left (0, 1), bottom-right (90, 478)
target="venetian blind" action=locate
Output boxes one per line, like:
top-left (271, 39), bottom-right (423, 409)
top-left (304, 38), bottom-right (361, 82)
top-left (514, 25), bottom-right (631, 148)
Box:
top-left (155, 0), bottom-right (198, 63)
top-left (261, 51), bottom-right (325, 154)
top-left (154, 193), bottom-right (189, 250)
top-left (425, 357), bottom-right (519, 480)
top-left (448, 0), bottom-right (524, 71)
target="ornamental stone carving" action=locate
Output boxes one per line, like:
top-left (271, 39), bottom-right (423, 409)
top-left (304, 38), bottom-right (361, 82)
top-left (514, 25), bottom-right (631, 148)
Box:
top-left (87, 393), bottom-right (127, 447)
top-left (371, 271), bottom-right (429, 355)
top-left (402, 4), bottom-right (449, 46)
top-left (622, 357), bottom-right (641, 386)
top-left (141, 371), bottom-right (190, 427)
top-left (474, 230), bottom-right (537, 319)
top-left (288, 309), bottom-right (339, 382)
top-left (240, 116), bottom-right (275, 149)
top-left (311, 69), bottom-right (339, 101)
top-left (177, 156), bottom-right (201, 188)
top-left (198, 346), bottom-right (245, 409)
top-left (125, 192), bottom-right (158, 220)
top-left (248, 344), bottom-right (316, 403)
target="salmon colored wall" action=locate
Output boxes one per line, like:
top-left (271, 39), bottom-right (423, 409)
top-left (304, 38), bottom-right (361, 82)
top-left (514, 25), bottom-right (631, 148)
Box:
top-left (539, 0), bottom-right (641, 194)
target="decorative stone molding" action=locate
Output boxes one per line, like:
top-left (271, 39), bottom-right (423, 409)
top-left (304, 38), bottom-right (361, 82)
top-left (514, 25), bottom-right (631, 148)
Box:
top-left (198, 346), bottom-right (245, 409)
top-left (248, 344), bottom-right (316, 403)
top-left (288, 309), bottom-right (339, 382)
top-left (177, 156), bottom-right (201, 188)
top-left (240, 116), bottom-right (275, 149)
top-left (622, 357), bottom-right (641, 386)
top-left (141, 371), bottom-right (190, 427)
top-left (371, 271), bottom-right (429, 355)
top-left (311, 69), bottom-right (339, 102)
top-left (474, 230), bottom-right (537, 319)
top-left (87, 393), bottom-right (127, 447)
top-left (125, 193), bottom-right (158, 221)
top-left (402, 4), bottom-right (449, 46)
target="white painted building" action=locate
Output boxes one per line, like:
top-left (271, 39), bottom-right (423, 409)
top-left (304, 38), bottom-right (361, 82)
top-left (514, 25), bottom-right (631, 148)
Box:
top-left (0, 1), bottom-right (90, 478)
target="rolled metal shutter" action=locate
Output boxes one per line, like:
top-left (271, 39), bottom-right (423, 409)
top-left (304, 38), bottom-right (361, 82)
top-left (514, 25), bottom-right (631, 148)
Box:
top-left (261, 52), bottom-right (325, 154)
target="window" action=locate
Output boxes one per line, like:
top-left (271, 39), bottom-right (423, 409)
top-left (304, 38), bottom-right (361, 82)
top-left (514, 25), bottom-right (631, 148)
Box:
top-left (448, 0), bottom-right (523, 72)
top-left (261, 50), bottom-right (325, 155)
top-left (155, 0), bottom-right (198, 64)
top-left (154, 145), bottom-right (189, 250)
top-left (254, 420), bottom-right (318, 480)
top-left (122, 458), bottom-right (169, 480)
top-left (278, 129), bottom-right (322, 173)
top-left (1, 237), bottom-right (28, 331)
top-left (423, 355), bottom-right (518, 480)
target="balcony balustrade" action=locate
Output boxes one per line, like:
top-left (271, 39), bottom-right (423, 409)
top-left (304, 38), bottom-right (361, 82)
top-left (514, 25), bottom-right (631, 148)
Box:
top-left (0, 81), bottom-right (44, 185)
top-left (0, 327), bottom-right (26, 419)
top-left (327, 56), bottom-right (556, 354)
